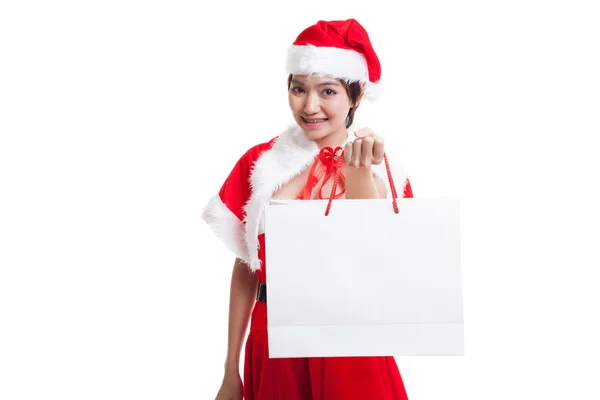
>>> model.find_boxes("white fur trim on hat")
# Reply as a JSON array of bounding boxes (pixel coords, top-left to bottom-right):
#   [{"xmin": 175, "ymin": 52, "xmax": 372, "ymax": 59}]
[
  {"xmin": 364, "ymin": 81, "xmax": 383, "ymax": 101},
  {"xmin": 287, "ymin": 45, "xmax": 372, "ymax": 83},
  {"xmin": 286, "ymin": 45, "xmax": 383, "ymax": 100}
]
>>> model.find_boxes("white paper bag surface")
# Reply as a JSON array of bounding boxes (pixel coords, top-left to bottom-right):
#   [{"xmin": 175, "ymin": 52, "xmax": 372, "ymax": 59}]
[{"xmin": 264, "ymin": 198, "xmax": 463, "ymax": 358}]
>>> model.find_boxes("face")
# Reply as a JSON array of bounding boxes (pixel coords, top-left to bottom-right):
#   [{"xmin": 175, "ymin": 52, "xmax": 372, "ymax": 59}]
[{"xmin": 288, "ymin": 74, "xmax": 355, "ymax": 141}]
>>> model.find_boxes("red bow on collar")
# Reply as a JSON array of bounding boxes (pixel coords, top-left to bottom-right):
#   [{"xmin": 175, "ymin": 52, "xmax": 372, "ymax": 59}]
[{"xmin": 297, "ymin": 146, "xmax": 346, "ymax": 200}]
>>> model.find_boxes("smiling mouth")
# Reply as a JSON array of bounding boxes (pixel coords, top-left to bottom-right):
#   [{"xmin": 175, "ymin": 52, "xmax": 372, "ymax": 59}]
[{"xmin": 302, "ymin": 117, "xmax": 328, "ymax": 124}]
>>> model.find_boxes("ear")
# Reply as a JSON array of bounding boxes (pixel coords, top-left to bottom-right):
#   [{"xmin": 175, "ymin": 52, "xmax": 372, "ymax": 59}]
[{"xmin": 352, "ymin": 83, "xmax": 366, "ymax": 107}]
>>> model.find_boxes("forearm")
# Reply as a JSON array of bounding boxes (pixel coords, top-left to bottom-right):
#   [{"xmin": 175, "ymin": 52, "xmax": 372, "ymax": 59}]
[
  {"xmin": 224, "ymin": 258, "xmax": 258, "ymax": 374},
  {"xmin": 345, "ymin": 167, "xmax": 382, "ymax": 199}
]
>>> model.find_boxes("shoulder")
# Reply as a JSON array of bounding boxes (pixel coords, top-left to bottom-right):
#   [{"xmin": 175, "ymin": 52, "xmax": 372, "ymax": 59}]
[
  {"xmin": 242, "ymin": 138, "xmax": 278, "ymax": 164},
  {"xmin": 234, "ymin": 124, "xmax": 312, "ymax": 169},
  {"xmin": 230, "ymin": 137, "xmax": 278, "ymax": 171},
  {"xmin": 223, "ymin": 124, "xmax": 317, "ymax": 195}
]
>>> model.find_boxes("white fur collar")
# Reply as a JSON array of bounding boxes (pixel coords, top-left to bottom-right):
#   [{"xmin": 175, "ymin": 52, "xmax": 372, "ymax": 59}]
[{"xmin": 243, "ymin": 124, "xmax": 316, "ymax": 271}]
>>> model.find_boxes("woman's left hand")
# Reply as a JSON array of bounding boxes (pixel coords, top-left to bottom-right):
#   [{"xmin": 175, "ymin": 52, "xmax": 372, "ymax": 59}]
[{"xmin": 343, "ymin": 127, "xmax": 385, "ymax": 168}]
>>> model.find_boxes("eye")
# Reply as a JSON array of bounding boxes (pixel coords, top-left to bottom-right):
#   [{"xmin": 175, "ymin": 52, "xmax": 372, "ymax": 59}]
[
  {"xmin": 291, "ymin": 86, "xmax": 305, "ymax": 94},
  {"xmin": 323, "ymin": 89, "xmax": 337, "ymax": 96}
]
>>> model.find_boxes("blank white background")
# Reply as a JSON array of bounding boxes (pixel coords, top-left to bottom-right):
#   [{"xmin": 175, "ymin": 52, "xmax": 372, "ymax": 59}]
[{"xmin": 1, "ymin": 0, "xmax": 599, "ymax": 399}]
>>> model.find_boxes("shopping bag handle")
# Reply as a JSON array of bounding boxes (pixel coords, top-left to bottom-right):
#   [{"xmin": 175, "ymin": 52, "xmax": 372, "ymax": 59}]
[{"xmin": 325, "ymin": 152, "xmax": 400, "ymax": 216}]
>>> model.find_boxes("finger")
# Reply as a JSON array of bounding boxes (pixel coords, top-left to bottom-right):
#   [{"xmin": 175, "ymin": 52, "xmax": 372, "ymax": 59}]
[
  {"xmin": 352, "ymin": 139, "xmax": 362, "ymax": 167},
  {"xmin": 361, "ymin": 136, "xmax": 374, "ymax": 167},
  {"xmin": 354, "ymin": 127, "xmax": 374, "ymax": 138},
  {"xmin": 372, "ymin": 136, "xmax": 385, "ymax": 164},
  {"xmin": 343, "ymin": 142, "xmax": 353, "ymax": 166}
]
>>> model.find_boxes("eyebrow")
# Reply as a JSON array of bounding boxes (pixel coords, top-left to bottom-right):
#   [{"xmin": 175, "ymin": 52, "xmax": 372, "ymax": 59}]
[{"xmin": 291, "ymin": 79, "xmax": 342, "ymax": 87}]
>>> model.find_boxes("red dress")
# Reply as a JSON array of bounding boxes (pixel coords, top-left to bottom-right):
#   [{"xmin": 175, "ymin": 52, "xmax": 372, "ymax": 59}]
[{"xmin": 202, "ymin": 125, "xmax": 413, "ymax": 399}]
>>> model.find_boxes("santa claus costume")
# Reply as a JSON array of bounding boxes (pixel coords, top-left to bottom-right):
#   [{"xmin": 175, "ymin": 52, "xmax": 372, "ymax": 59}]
[{"xmin": 202, "ymin": 19, "xmax": 413, "ymax": 400}]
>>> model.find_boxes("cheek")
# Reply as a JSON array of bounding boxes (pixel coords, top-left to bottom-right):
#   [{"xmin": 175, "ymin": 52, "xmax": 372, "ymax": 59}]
[
  {"xmin": 325, "ymin": 100, "xmax": 351, "ymax": 121},
  {"xmin": 288, "ymin": 96, "xmax": 303, "ymax": 114}
]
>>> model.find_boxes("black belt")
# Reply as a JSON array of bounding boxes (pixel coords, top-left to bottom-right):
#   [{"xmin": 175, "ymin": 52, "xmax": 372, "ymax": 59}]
[{"xmin": 256, "ymin": 282, "xmax": 267, "ymax": 303}]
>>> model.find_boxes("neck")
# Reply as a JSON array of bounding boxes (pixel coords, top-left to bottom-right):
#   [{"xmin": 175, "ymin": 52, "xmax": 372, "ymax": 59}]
[{"xmin": 314, "ymin": 126, "xmax": 349, "ymax": 150}]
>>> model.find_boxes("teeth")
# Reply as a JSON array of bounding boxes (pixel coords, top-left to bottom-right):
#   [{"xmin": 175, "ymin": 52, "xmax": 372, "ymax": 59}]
[{"xmin": 305, "ymin": 118, "xmax": 326, "ymax": 123}]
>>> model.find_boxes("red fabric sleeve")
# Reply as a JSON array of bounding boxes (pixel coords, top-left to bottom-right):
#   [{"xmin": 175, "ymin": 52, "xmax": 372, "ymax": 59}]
[
  {"xmin": 201, "ymin": 151, "xmax": 253, "ymax": 262},
  {"xmin": 201, "ymin": 141, "xmax": 274, "ymax": 263},
  {"xmin": 217, "ymin": 154, "xmax": 252, "ymax": 223}
]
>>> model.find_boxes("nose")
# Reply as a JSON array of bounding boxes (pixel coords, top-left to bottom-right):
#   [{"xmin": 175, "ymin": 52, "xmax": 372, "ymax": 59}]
[{"xmin": 303, "ymin": 91, "xmax": 321, "ymax": 114}]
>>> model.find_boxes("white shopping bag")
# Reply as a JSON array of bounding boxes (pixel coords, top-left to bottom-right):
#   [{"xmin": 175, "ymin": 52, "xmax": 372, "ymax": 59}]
[{"xmin": 264, "ymin": 198, "xmax": 463, "ymax": 358}]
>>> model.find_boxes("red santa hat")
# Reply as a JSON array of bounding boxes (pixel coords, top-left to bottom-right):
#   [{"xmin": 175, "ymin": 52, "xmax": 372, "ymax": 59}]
[{"xmin": 286, "ymin": 19, "xmax": 383, "ymax": 100}]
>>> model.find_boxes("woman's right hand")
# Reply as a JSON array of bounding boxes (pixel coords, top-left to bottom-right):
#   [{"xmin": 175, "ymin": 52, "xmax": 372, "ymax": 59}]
[{"xmin": 215, "ymin": 370, "xmax": 243, "ymax": 400}]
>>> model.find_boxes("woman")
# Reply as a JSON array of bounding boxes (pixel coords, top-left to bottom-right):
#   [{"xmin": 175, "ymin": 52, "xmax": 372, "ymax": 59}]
[{"xmin": 202, "ymin": 18, "xmax": 413, "ymax": 400}]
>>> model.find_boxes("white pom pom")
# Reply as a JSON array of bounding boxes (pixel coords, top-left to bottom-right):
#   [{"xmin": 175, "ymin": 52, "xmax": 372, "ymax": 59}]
[{"xmin": 364, "ymin": 81, "xmax": 383, "ymax": 101}]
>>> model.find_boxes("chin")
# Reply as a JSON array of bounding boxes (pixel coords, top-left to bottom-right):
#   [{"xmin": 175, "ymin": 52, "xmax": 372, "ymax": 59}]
[{"xmin": 301, "ymin": 129, "xmax": 329, "ymax": 140}]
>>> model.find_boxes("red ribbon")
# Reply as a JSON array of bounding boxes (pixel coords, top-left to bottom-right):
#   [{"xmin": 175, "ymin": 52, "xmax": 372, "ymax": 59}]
[
  {"xmin": 297, "ymin": 146, "xmax": 346, "ymax": 200},
  {"xmin": 295, "ymin": 146, "xmax": 400, "ymax": 216},
  {"xmin": 325, "ymin": 152, "xmax": 399, "ymax": 216}
]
